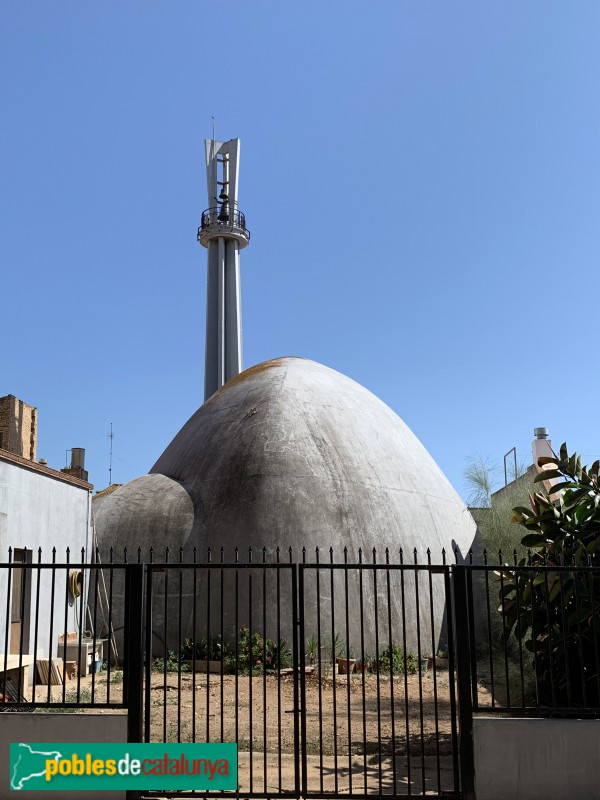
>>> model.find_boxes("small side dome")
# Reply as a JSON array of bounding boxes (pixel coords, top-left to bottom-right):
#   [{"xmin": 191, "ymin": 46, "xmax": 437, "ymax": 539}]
[{"xmin": 94, "ymin": 474, "xmax": 194, "ymax": 555}]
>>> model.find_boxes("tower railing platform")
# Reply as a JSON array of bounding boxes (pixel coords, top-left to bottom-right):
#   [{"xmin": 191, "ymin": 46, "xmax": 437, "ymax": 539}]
[{"xmin": 198, "ymin": 206, "xmax": 250, "ymax": 246}]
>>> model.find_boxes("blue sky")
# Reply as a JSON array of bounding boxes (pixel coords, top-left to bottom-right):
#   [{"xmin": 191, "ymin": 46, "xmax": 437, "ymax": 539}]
[{"xmin": 1, "ymin": 2, "xmax": 599, "ymax": 500}]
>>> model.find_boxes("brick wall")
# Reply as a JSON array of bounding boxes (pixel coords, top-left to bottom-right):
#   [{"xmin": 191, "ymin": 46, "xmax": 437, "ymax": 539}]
[{"xmin": 0, "ymin": 395, "xmax": 38, "ymax": 461}]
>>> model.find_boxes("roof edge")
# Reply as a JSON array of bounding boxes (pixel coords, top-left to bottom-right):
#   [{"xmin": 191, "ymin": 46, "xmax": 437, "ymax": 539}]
[{"xmin": 0, "ymin": 448, "xmax": 93, "ymax": 491}]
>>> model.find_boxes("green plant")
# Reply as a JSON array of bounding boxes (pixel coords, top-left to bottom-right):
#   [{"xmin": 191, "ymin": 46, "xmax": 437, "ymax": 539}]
[
  {"xmin": 42, "ymin": 687, "xmax": 92, "ymax": 712},
  {"xmin": 377, "ymin": 644, "xmax": 419, "ymax": 675},
  {"xmin": 98, "ymin": 668, "xmax": 123, "ymax": 685},
  {"xmin": 323, "ymin": 632, "xmax": 345, "ymax": 662},
  {"xmin": 224, "ymin": 627, "xmax": 292, "ymax": 674},
  {"xmin": 180, "ymin": 635, "xmax": 230, "ymax": 662},
  {"xmin": 464, "ymin": 454, "xmax": 534, "ymax": 558},
  {"xmin": 305, "ymin": 634, "xmax": 319, "ymax": 665},
  {"xmin": 501, "ymin": 444, "xmax": 600, "ymax": 708},
  {"xmin": 152, "ymin": 651, "xmax": 189, "ymax": 673}
]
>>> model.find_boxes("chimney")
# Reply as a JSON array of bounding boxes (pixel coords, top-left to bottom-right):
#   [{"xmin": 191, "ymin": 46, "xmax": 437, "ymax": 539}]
[
  {"xmin": 532, "ymin": 427, "xmax": 552, "ymax": 468},
  {"xmin": 532, "ymin": 428, "xmax": 559, "ymax": 493},
  {"xmin": 60, "ymin": 448, "xmax": 89, "ymax": 482}
]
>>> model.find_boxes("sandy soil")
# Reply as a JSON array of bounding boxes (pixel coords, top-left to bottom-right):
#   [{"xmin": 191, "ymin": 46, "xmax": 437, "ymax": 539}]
[{"xmin": 43, "ymin": 666, "xmax": 490, "ymax": 796}]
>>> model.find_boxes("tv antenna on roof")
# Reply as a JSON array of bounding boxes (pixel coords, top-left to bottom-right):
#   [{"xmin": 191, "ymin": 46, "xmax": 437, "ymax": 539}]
[{"xmin": 107, "ymin": 423, "xmax": 114, "ymax": 486}]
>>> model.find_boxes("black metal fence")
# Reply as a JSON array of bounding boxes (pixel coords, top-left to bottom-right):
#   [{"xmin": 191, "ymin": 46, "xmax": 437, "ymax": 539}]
[
  {"xmin": 2, "ymin": 547, "xmax": 600, "ymax": 799},
  {"xmin": 143, "ymin": 559, "xmax": 300, "ymax": 797},
  {"xmin": 457, "ymin": 560, "xmax": 600, "ymax": 717},
  {"xmin": 0, "ymin": 548, "xmax": 136, "ymax": 710}
]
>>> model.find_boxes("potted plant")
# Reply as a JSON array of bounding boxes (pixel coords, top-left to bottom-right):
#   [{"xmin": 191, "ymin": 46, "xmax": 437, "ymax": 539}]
[
  {"xmin": 337, "ymin": 645, "xmax": 356, "ymax": 675},
  {"xmin": 356, "ymin": 654, "xmax": 372, "ymax": 674}
]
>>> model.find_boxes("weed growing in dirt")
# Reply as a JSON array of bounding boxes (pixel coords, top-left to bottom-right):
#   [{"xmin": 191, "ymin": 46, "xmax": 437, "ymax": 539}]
[
  {"xmin": 225, "ymin": 627, "xmax": 292, "ymax": 674},
  {"xmin": 180, "ymin": 635, "xmax": 230, "ymax": 662},
  {"xmin": 152, "ymin": 651, "xmax": 190, "ymax": 673},
  {"xmin": 377, "ymin": 644, "xmax": 419, "ymax": 674}
]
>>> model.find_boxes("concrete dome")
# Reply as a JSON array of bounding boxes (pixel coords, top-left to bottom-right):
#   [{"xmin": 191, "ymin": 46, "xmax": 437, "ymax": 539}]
[
  {"xmin": 149, "ymin": 356, "xmax": 474, "ymax": 557},
  {"xmin": 94, "ymin": 357, "xmax": 475, "ymax": 653},
  {"xmin": 96, "ymin": 356, "xmax": 475, "ymax": 558}
]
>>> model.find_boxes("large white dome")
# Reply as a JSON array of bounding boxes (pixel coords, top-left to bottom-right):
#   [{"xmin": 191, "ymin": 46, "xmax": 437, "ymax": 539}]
[{"xmin": 94, "ymin": 357, "xmax": 476, "ymax": 651}]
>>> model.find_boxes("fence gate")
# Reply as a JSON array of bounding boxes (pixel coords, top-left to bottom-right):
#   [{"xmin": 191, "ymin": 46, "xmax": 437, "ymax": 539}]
[
  {"xmin": 141, "ymin": 560, "xmax": 300, "ymax": 798},
  {"xmin": 139, "ymin": 559, "xmax": 463, "ymax": 800},
  {"xmin": 298, "ymin": 561, "xmax": 461, "ymax": 799}
]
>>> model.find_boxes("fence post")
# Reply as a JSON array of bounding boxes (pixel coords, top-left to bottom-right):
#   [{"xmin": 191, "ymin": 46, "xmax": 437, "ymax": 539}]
[
  {"xmin": 453, "ymin": 565, "xmax": 475, "ymax": 800},
  {"xmin": 124, "ymin": 562, "xmax": 144, "ymax": 800}
]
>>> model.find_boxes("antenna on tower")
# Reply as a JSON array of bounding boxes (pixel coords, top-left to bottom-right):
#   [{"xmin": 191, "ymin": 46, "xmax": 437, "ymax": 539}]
[
  {"xmin": 212, "ymin": 115, "xmax": 215, "ymax": 144},
  {"xmin": 107, "ymin": 423, "xmax": 114, "ymax": 487}
]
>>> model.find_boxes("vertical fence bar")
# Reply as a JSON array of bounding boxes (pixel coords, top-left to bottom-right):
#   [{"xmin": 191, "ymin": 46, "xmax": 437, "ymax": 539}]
[
  {"xmin": 262, "ymin": 554, "xmax": 268, "ymax": 792},
  {"xmin": 31, "ymin": 552, "xmax": 42, "ymax": 703},
  {"xmin": 358, "ymin": 551, "xmax": 368, "ymax": 795},
  {"xmin": 125, "ymin": 562, "xmax": 144, "ymax": 800},
  {"xmin": 385, "ymin": 551, "xmax": 398, "ymax": 795},
  {"xmin": 76, "ymin": 557, "xmax": 85, "ymax": 704},
  {"xmin": 125, "ymin": 562, "xmax": 144, "ymax": 745},
  {"xmin": 466, "ymin": 563, "xmax": 479, "ymax": 710},
  {"xmin": 248, "ymin": 560, "xmax": 254, "ymax": 793},
  {"xmin": 292, "ymin": 564, "xmax": 301, "ymax": 800},
  {"xmin": 413, "ymin": 558, "xmax": 426, "ymax": 794},
  {"xmin": 453, "ymin": 565, "xmax": 475, "ymax": 800},
  {"xmin": 90, "ymin": 559, "xmax": 100, "ymax": 703},
  {"xmin": 144, "ymin": 567, "xmax": 153, "ymax": 743},
  {"xmin": 16, "ymin": 556, "xmax": 28, "ymax": 701},
  {"xmin": 192, "ymin": 551, "xmax": 197, "ymax": 744},
  {"xmin": 107, "ymin": 550, "xmax": 115, "ymax": 698},
  {"xmin": 276, "ymin": 552, "xmax": 283, "ymax": 792},
  {"xmin": 234, "ymin": 553, "xmax": 239, "ymax": 751},
  {"xmin": 330, "ymin": 549, "xmax": 339, "ymax": 794},
  {"xmin": 483, "ymin": 553, "xmax": 495, "ymax": 708},
  {"xmin": 316, "ymin": 552, "xmax": 324, "ymax": 794},
  {"xmin": 444, "ymin": 566, "xmax": 460, "ymax": 797},
  {"xmin": 372, "ymin": 556, "xmax": 383, "ymax": 795},
  {"xmin": 399, "ymin": 553, "xmax": 412, "ymax": 796},
  {"xmin": 588, "ymin": 559, "xmax": 600, "ymax": 704},
  {"xmin": 206, "ymin": 554, "xmax": 212, "ymax": 743},
  {"xmin": 162, "ymin": 553, "xmax": 169, "ymax": 742},
  {"xmin": 2, "ymin": 551, "xmax": 12, "ymax": 705},
  {"xmin": 498, "ymin": 567, "xmax": 512, "ymax": 709},
  {"xmin": 343, "ymin": 549, "xmax": 353, "ymax": 793},
  {"xmin": 176, "ymin": 556, "xmax": 183, "ymax": 742},
  {"xmin": 555, "ymin": 570, "xmax": 571, "ymax": 709},
  {"xmin": 61, "ymin": 553, "xmax": 70, "ymax": 704},
  {"xmin": 513, "ymin": 561, "xmax": 526, "ymax": 708},
  {"xmin": 220, "ymin": 551, "xmax": 225, "ymax": 744},
  {"xmin": 46, "ymin": 549, "xmax": 56, "ymax": 704},
  {"xmin": 426, "ymin": 558, "xmax": 441, "ymax": 796}
]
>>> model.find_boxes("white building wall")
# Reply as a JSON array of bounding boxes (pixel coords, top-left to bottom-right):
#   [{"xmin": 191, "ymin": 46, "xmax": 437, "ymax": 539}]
[{"xmin": 0, "ymin": 456, "xmax": 92, "ymax": 660}]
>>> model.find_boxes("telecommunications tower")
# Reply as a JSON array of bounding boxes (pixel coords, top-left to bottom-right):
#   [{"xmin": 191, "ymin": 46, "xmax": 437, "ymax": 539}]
[{"xmin": 198, "ymin": 138, "xmax": 250, "ymax": 401}]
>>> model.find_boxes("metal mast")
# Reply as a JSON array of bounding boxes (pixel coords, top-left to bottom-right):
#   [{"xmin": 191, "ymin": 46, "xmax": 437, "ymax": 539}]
[{"xmin": 198, "ymin": 138, "xmax": 250, "ymax": 402}]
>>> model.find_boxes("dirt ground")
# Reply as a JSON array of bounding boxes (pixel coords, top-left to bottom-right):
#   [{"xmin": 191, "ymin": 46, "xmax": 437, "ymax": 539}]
[{"xmin": 46, "ymin": 666, "xmax": 490, "ymax": 796}]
